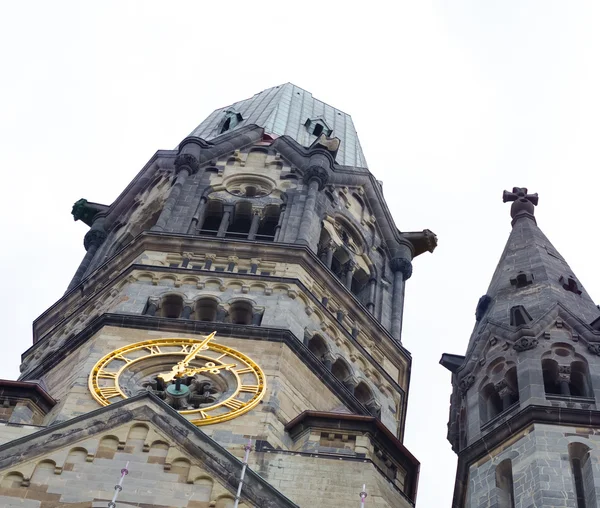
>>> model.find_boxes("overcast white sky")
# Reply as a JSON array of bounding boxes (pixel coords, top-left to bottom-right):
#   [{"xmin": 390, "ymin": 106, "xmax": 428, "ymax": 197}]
[{"xmin": 2, "ymin": 2, "xmax": 600, "ymax": 506}]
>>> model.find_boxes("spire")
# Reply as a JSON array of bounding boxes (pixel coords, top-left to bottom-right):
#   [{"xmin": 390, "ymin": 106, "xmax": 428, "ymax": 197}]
[
  {"xmin": 188, "ymin": 83, "xmax": 368, "ymax": 168},
  {"xmin": 475, "ymin": 187, "xmax": 598, "ymax": 331}
]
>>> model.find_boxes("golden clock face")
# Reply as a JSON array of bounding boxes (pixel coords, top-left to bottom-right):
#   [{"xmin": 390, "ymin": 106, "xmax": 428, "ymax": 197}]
[{"xmin": 88, "ymin": 333, "xmax": 266, "ymax": 426}]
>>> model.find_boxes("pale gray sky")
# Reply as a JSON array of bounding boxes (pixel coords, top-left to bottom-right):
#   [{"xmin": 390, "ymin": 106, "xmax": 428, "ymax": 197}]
[{"xmin": 2, "ymin": 2, "xmax": 600, "ymax": 506}]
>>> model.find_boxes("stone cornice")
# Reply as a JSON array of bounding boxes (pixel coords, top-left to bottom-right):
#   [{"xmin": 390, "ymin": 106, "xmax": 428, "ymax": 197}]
[
  {"xmin": 20, "ymin": 314, "xmax": 382, "ymax": 420},
  {"xmin": 0, "ymin": 392, "xmax": 299, "ymax": 508},
  {"xmin": 0, "ymin": 380, "xmax": 56, "ymax": 412},
  {"xmin": 285, "ymin": 410, "xmax": 419, "ymax": 503},
  {"xmin": 451, "ymin": 403, "xmax": 600, "ymax": 508}
]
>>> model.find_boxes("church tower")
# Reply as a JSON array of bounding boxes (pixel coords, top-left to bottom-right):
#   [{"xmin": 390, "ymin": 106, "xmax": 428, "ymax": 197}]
[
  {"xmin": 442, "ymin": 188, "xmax": 600, "ymax": 507},
  {"xmin": 0, "ymin": 84, "xmax": 435, "ymax": 507}
]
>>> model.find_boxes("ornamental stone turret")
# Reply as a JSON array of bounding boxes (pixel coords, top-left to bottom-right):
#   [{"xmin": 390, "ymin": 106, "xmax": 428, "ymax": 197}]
[{"xmin": 442, "ymin": 188, "xmax": 600, "ymax": 508}]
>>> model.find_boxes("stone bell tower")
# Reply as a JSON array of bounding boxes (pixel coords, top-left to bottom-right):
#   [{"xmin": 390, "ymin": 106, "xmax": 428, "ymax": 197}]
[
  {"xmin": 0, "ymin": 84, "xmax": 435, "ymax": 507},
  {"xmin": 442, "ymin": 188, "xmax": 600, "ymax": 507}
]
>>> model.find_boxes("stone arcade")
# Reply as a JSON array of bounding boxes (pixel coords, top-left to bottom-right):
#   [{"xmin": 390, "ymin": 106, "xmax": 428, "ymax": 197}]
[{"xmin": 0, "ymin": 84, "xmax": 436, "ymax": 507}]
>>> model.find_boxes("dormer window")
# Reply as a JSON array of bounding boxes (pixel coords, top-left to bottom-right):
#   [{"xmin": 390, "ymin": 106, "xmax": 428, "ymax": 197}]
[
  {"xmin": 219, "ymin": 109, "xmax": 243, "ymax": 134},
  {"xmin": 305, "ymin": 117, "xmax": 332, "ymax": 137}
]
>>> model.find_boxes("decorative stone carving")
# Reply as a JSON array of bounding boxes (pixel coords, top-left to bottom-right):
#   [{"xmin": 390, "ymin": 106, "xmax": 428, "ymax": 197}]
[
  {"xmin": 512, "ymin": 336, "xmax": 538, "ymax": 352},
  {"xmin": 588, "ymin": 343, "xmax": 600, "ymax": 356},
  {"xmin": 502, "ymin": 187, "xmax": 538, "ymax": 220},
  {"xmin": 390, "ymin": 257, "xmax": 413, "ymax": 281},
  {"xmin": 458, "ymin": 375, "xmax": 475, "ymax": 395},
  {"xmin": 558, "ymin": 365, "xmax": 571, "ymax": 382},
  {"xmin": 302, "ymin": 165, "xmax": 329, "ymax": 190},
  {"xmin": 475, "ymin": 295, "xmax": 492, "ymax": 321},
  {"xmin": 83, "ymin": 229, "xmax": 107, "ymax": 251},
  {"xmin": 174, "ymin": 153, "xmax": 200, "ymax": 175}
]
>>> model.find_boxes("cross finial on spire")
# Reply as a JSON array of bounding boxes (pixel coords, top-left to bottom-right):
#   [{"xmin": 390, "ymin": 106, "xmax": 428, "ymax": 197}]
[{"xmin": 502, "ymin": 187, "xmax": 539, "ymax": 225}]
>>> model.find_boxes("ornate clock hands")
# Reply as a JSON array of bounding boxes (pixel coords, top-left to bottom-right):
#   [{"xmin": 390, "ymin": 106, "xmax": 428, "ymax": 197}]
[
  {"xmin": 158, "ymin": 332, "xmax": 217, "ymax": 382},
  {"xmin": 182, "ymin": 362, "xmax": 236, "ymax": 376}
]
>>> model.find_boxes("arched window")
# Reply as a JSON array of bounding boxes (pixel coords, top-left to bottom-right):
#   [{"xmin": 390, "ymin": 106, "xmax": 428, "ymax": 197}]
[
  {"xmin": 332, "ymin": 358, "xmax": 352, "ymax": 384},
  {"xmin": 480, "ymin": 383, "xmax": 503, "ymax": 424},
  {"xmin": 199, "ymin": 201, "xmax": 224, "ymax": 236},
  {"xmin": 160, "ymin": 294, "xmax": 184, "ymax": 318},
  {"xmin": 569, "ymin": 442, "xmax": 597, "ymax": 508},
  {"xmin": 495, "ymin": 459, "xmax": 515, "ymax": 508},
  {"xmin": 256, "ymin": 205, "xmax": 281, "ymax": 241},
  {"xmin": 226, "ymin": 201, "xmax": 253, "ymax": 239},
  {"xmin": 542, "ymin": 359, "xmax": 561, "ymax": 395},
  {"xmin": 354, "ymin": 382, "xmax": 374, "ymax": 405},
  {"xmin": 571, "ymin": 361, "xmax": 592, "ymax": 397},
  {"xmin": 194, "ymin": 298, "xmax": 218, "ymax": 322},
  {"xmin": 307, "ymin": 334, "xmax": 328, "ymax": 360},
  {"xmin": 229, "ymin": 301, "xmax": 253, "ymax": 325}
]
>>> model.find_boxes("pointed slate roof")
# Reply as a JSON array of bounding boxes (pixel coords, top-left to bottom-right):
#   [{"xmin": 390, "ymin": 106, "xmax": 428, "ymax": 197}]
[
  {"xmin": 477, "ymin": 188, "xmax": 599, "ymax": 330},
  {"xmin": 189, "ymin": 83, "xmax": 368, "ymax": 168}
]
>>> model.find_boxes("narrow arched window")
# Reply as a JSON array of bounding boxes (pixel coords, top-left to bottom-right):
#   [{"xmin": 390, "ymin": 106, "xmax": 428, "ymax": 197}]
[
  {"xmin": 569, "ymin": 442, "xmax": 597, "ymax": 508},
  {"xmin": 229, "ymin": 301, "xmax": 253, "ymax": 325},
  {"xmin": 226, "ymin": 202, "xmax": 253, "ymax": 239},
  {"xmin": 199, "ymin": 201, "xmax": 224, "ymax": 236},
  {"xmin": 160, "ymin": 294, "xmax": 184, "ymax": 318},
  {"xmin": 307, "ymin": 334, "xmax": 328, "ymax": 360},
  {"xmin": 542, "ymin": 359, "xmax": 562, "ymax": 395},
  {"xmin": 495, "ymin": 459, "xmax": 515, "ymax": 508},
  {"xmin": 194, "ymin": 299, "xmax": 218, "ymax": 322},
  {"xmin": 256, "ymin": 204, "xmax": 281, "ymax": 241}
]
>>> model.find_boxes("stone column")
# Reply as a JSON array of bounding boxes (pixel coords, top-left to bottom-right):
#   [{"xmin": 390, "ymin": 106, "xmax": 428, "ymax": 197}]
[
  {"xmin": 273, "ymin": 204, "xmax": 286, "ymax": 242},
  {"xmin": 145, "ymin": 297, "xmax": 159, "ymax": 316},
  {"xmin": 182, "ymin": 300, "xmax": 194, "ymax": 319},
  {"xmin": 325, "ymin": 243, "xmax": 335, "ymax": 269},
  {"xmin": 217, "ymin": 210, "xmax": 231, "ymax": 237},
  {"xmin": 66, "ymin": 217, "xmax": 107, "ymax": 293},
  {"xmin": 390, "ymin": 250, "xmax": 413, "ymax": 342},
  {"xmin": 152, "ymin": 154, "xmax": 199, "ymax": 232},
  {"xmin": 296, "ymin": 166, "xmax": 328, "ymax": 246},
  {"xmin": 344, "ymin": 261, "xmax": 356, "ymax": 289},
  {"xmin": 367, "ymin": 277, "xmax": 377, "ymax": 314},
  {"xmin": 247, "ymin": 210, "xmax": 261, "ymax": 240},
  {"xmin": 188, "ymin": 196, "xmax": 207, "ymax": 234},
  {"xmin": 559, "ymin": 366, "xmax": 571, "ymax": 396},
  {"xmin": 496, "ymin": 381, "xmax": 514, "ymax": 411},
  {"xmin": 343, "ymin": 376, "xmax": 359, "ymax": 392}
]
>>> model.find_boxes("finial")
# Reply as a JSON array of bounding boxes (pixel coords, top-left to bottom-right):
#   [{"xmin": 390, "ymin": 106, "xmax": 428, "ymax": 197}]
[{"xmin": 502, "ymin": 187, "xmax": 538, "ymax": 225}]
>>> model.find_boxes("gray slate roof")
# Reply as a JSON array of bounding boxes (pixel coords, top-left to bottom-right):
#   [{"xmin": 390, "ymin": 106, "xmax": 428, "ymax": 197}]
[
  {"xmin": 188, "ymin": 83, "xmax": 368, "ymax": 169},
  {"xmin": 480, "ymin": 214, "xmax": 599, "ymax": 329}
]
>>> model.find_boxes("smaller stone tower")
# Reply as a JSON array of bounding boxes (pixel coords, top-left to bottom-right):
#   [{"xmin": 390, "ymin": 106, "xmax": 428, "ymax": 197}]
[{"xmin": 442, "ymin": 188, "xmax": 600, "ymax": 507}]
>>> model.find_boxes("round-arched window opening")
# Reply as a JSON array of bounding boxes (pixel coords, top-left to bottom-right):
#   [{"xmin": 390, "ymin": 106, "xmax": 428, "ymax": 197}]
[
  {"xmin": 160, "ymin": 295, "xmax": 184, "ymax": 319},
  {"xmin": 229, "ymin": 301, "xmax": 253, "ymax": 325},
  {"xmin": 195, "ymin": 299, "xmax": 218, "ymax": 322}
]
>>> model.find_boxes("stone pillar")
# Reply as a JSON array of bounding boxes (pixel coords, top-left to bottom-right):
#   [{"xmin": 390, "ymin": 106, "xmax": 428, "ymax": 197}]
[
  {"xmin": 182, "ymin": 301, "xmax": 194, "ymax": 320},
  {"xmin": 273, "ymin": 204, "xmax": 286, "ymax": 242},
  {"xmin": 296, "ymin": 166, "xmax": 328, "ymax": 246},
  {"xmin": 145, "ymin": 297, "xmax": 159, "ymax": 316},
  {"xmin": 322, "ymin": 352, "xmax": 335, "ymax": 370},
  {"xmin": 390, "ymin": 250, "xmax": 413, "ymax": 342},
  {"xmin": 217, "ymin": 210, "xmax": 231, "ymax": 238},
  {"xmin": 66, "ymin": 216, "xmax": 107, "ymax": 293},
  {"xmin": 559, "ymin": 366, "xmax": 571, "ymax": 396},
  {"xmin": 247, "ymin": 210, "xmax": 261, "ymax": 240},
  {"xmin": 325, "ymin": 243, "xmax": 335, "ymax": 269},
  {"xmin": 367, "ymin": 277, "xmax": 377, "ymax": 314},
  {"xmin": 344, "ymin": 261, "xmax": 356, "ymax": 289},
  {"xmin": 343, "ymin": 376, "xmax": 359, "ymax": 392},
  {"xmin": 153, "ymin": 154, "xmax": 199, "ymax": 232},
  {"xmin": 188, "ymin": 196, "xmax": 207, "ymax": 234}
]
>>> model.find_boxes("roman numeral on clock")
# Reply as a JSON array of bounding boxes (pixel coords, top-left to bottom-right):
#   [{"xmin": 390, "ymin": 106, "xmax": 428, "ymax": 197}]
[
  {"xmin": 97, "ymin": 370, "xmax": 117, "ymax": 380},
  {"xmin": 99, "ymin": 387, "xmax": 121, "ymax": 399},
  {"xmin": 235, "ymin": 367, "xmax": 253, "ymax": 375},
  {"xmin": 240, "ymin": 385, "xmax": 260, "ymax": 393},
  {"xmin": 223, "ymin": 399, "xmax": 245, "ymax": 411}
]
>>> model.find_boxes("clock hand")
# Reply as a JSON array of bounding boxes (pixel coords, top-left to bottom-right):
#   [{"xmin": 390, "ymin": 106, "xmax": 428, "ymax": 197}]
[
  {"xmin": 158, "ymin": 332, "xmax": 217, "ymax": 382},
  {"xmin": 180, "ymin": 331, "xmax": 217, "ymax": 369},
  {"xmin": 183, "ymin": 363, "xmax": 236, "ymax": 376}
]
